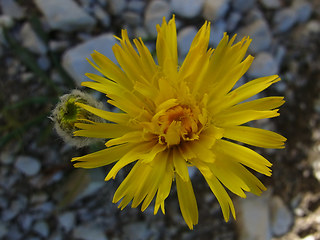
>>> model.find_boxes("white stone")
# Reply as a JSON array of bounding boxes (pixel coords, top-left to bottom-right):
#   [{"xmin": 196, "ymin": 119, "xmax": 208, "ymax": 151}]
[
  {"xmin": 273, "ymin": 8, "xmax": 297, "ymax": 33},
  {"xmin": 33, "ymin": 220, "xmax": 50, "ymax": 238},
  {"xmin": 109, "ymin": 0, "xmax": 126, "ymax": 15},
  {"xmin": 236, "ymin": 192, "xmax": 272, "ymax": 240},
  {"xmin": 34, "ymin": 0, "xmax": 96, "ymax": 32},
  {"xmin": 203, "ymin": 0, "xmax": 230, "ymax": 21},
  {"xmin": 171, "ymin": 0, "xmax": 204, "ymax": 19},
  {"xmin": 0, "ymin": 0, "xmax": 25, "ymax": 19},
  {"xmin": 58, "ymin": 212, "xmax": 75, "ymax": 232},
  {"xmin": 73, "ymin": 224, "xmax": 108, "ymax": 240},
  {"xmin": 232, "ymin": 0, "xmax": 256, "ymax": 13},
  {"xmin": 15, "ymin": 156, "xmax": 41, "ymax": 176},
  {"xmin": 20, "ymin": 23, "xmax": 47, "ymax": 55},
  {"xmin": 177, "ymin": 26, "xmax": 197, "ymax": 58},
  {"xmin": 62, "ymin": 33, "xmax": 117, "ymax": 86},
  {"xmin": 144, "ymin": 0, "xmax": 171, "ymax": 37},
  {"xmin": 209, "ymin": 20, "xmax": 227, "ymax": 47},
  {"xmin": 259, "ymin": 0, "xmax": 281, "ymax": 9},
  {"xmin": 247, "ymin": 52, "xmax": 279, "ymax": 78},
  {"xmin": 238, "ymin": 19, "xmax": 272, "ymax": 53},
  {"xmin": 292, "ymin": 0, "xmax": 312, "ymax": 23},
  {"xmin": 270, "ymin": 196, "xmax": 293, "ymax": 236}
]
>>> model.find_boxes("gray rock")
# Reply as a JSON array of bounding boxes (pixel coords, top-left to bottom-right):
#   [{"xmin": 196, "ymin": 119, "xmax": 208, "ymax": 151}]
[
  {"xmin": 76, "ymin": 169, "xmax": 105, "ymax": 200},
  {"xmin": 0, "ymin": 151, "xmax": 14, "ymax": 165},
  {"xmin": 232, "ymin": 0, "xmax": 256, "ymax": 13},
  {"xmin": 273, "ymin": 8, "xmax": 297, "ymax": 34},
  {"xmin": 93, "ymin": 5, "xmax": 111, "ymax": 27},
  {"xmin": 292, "ymin": 0, "xmax": 312, "ymax": 23},
  {"xmin": 144, "ymin": 0, "xmax": 171, "ymax": 37},
  {"xmin": 58, "ymin": 212, "xmax": 75, "ymax": 232},
  {"xmin": 134, "ymin": 27, "xmax": 149, "ymax": 39},
  {"xmin": 209, "ymin": 20, "xmax": 227, "ymax": 47},
  {"xmin": 171, "ymin": 0, "xmax": 204, "ymax": 19},
  {"xmin": 19, "ymin": 214, "xmax": 34, "ymax": 231},
  {"xmin": 0, "ymin": 15, "xmax": 14, "ymax": 29},
  {"xmin": 123, "ymin": 222, "xmax": 150, "ymax": 240},
  {"xmin": 109, "ymin": 0, "xmax": 126, "ymax": 15},
  {"xmin": 37, "ymin": 55, "xmax": 51, "ymax": 71},
  {"xmin": 34, "ymin": 0, "xmax": 96, "ymax": 32},
  {"xmin": 236, "ymin": 191, "xmax": 272, "ymax": 240},
  {"xmin": 270, "ymin": 196, "xmax": 293, "ymax": 236},
  {"xmin": 128, "ymin": 0, "xmax": 146, "ymax": 13},
  {"xmin": 62, "ymin": 33, "xmax": 117, "ymax": 86},
  {"xmin": 49, "ymin": 40, "xmax": 69, "ymax": 52},
  {"xmin": 177, "ymin": 26, "xmax": 197, "ymax": 58},
  {"xmin": 33, "ymin": 220, "xmax": 50, "ymax": 238},
  {"xmin": 274, "ymin": 45, "xmax": 286, "ymax": 66},
  {"xmin": 0, "ymin": 0, "xmax": 25, "ymax": 19},
  {"xmin": 247, "ymin": 52, "xmax": 279, "ymax": 78},
  {"xmin": 49, "ymin": 232, "xmax": 63, "ymax": 240},
  {"xmin": 203, "ymin": 0, "xmax": 230, "ymax": 21},
  {"xmin": 123, "ymin": 11, "xmax": 141, "ymax": 27},
  {"xmin": 6, "ymin": 225, "xmax": 23, "ymax": 240},
  {"xmin": 15, "ymin": 155, "xmax": 41, "ymax": 176},
  {"xmin": 20, "ymin": 23, "xmax": 47, "ymax": 55},
  {"xmin": 73, "ymin": 224, "xmax": 108, "ymax": 240},
  {"xmin": 226, "ymin": 12, "xmax": 241, "ymax": 32},
  {"xmin": 259, "ymin": 0, "xmax": 281, "ymax": 9},
  {"xmin": 0, "ymin": 223, "xmax": 8, "ymax": 239},
  {"xmin": 238, "ymin": 19, "xmax": 272, "ymax": 53}
]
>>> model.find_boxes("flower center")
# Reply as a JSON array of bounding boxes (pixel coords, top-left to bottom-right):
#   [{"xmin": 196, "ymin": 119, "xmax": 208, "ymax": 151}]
[{"xmin": 157, "ymin": 105, "xmax": 202, "ymax": 146}]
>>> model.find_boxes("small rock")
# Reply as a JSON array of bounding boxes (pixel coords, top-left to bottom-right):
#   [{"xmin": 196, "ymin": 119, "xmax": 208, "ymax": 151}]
[
  {"xmin": 273, "ymin": 8, "xmax": 297, "ymax": 34},
  {"xmin": 0, "ymin": 15, "xmax": 14, "ymax": 28},
  {"xmin": 20, "ymin": 23, "xmax": 47, "ymax": 54},
  {"xmin": 177, "ymin": 26, "xmax": 198, "ymax": 58},
  {"xmin": 15, "ymin": 155, "xmax": 41, "ymax": 177},
  {"xmin": 58, "ymin": 212, "xmax": 75, "ymax": 232},
  {"xmin": 247, "ymin": 52, "xmax": 279, "ymax": 78},
  {"xmin": 236, "ymin": 192, "xmax": 272, "ymax": 240},
  {"xmin": 123, "ymin": 222, "xmax": 150, "ymax": 240},
  {"xmin": 33, "ymin": 220, "xmax": 50, "ymax": 238},
  {"xmin": 171, "ymin": 0, "xmax": 204, "ymax": 19},
  {"xmin": 0, "ymin": 151, "xmax": 14, "ymax": 165},
  {"xmin": 73, "ymin": 224, "xmax": 108, "ymax": 240},
  {"xmin": 93, "ymin": 5, "xmax": 111, "ymax": 27},
  {"xmin": 238, "ymin": 19, "xmax": 272, "ymax": 53},
  {"xmin": 144, "ymin": 0, "xmax": 171, "ymax": 37},
  {"xmin": 37, "ymin": 55, "xmax": 51, "ymax": 71},
  {"xmin": 0, "ymin": 223, "xmax": 8, "ymax": 239},
  {"xmin": 259, "ymin": 0, "xmax": 281, "ymax": 9},
  {"xmin": 274, "ymin": 45, "xmax": 286, "ymax": 66},
  {"xmin": 34, "ymin": 0, "xmax": 96, "ymax": 32},
  {"xmin": 18, "ymin": 214, "xmax": 34, "ymax": 231},
  {"xmin": 270, "ymin": 196, "xmax": 293, "ymax": 236},
  {"xmin": 76, "ymin": 169, "xmax": 105, "ymax": 200},
  {"xmin": 49, "ymin": 40, "xmax": 69, "ymax": 52},
  {"xmin": 232, "ymin": 0, "xmax": 256, "ymax": 13},
  {"xmin": 209, "ymin": 20, "xmax": 227, "ymax": 47},
  {"xmin": 203, "ymin": 0, "xmax": 230, "ymax": 21},
  {"xmin": 62, "ymin": 33, "xmax": 117, "ymax": 86},
  {"xmin": 292, "ymin": 0, "xmax": 312, "ymax": 23},
  {"xmin": 134, "ymin": 27, "xmax": 149, "ymax": 39},
  {"xmin": 109, "ymin": 0, "xmax": 126, "ymax": 15},
  {"xmin": 6, "ymin": 225, "xmax": 23, "ymax": 240},
  {"xmin": 226, "ymin": 12, "xmax": 241, "ymax": 32},
  {"xmin": 123, "ymin": 11, "xmax": 141, "ymax": 27},
  {"xmin": 127, "ymin": 0, "xmax": 146, "ymax": 13},
  {"xmin": 0, "ymin": 0, "xmax": 25, "ymax": 19}
]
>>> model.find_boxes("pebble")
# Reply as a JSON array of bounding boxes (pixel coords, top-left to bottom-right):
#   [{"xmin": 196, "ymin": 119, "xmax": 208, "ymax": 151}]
[
  {"xmin": 236, "ymin": 191, "xmax": 272, "ymax": 240},
  {"xmin": 171, "ymin": 0, "xmax": 204, "ymax": 19},
  {"xmin": 109, "ymin": 0, "xmax": 126, "ymax": 15},
  {"xmin": 259, "ymin": 0, "xmax": 281, "ymax": 9},
  {"xmin": 0, "ymin": 0, "xmax": 25, "ymax": 19},
  {"xmin": 62, "ymin": 33, "xmax": 117, "ymax": 86},
  {"xmin": 20, "ymin": 23, "xmax": 47, "ymax": 55},
  {"xmin": 0, "ymin": 15, "xmax": 14, "ymax": 28},
  {"xmin": 58, "ymin": 211, "xmax": 76, "ymax": 232},
  {"xmin": 226, "ymin": 12, "xmax": 241, "ymax": 32},
  {"xmin": 73, "ymin": 224, "xmax": 108, "ymax": 240},
  {"xmin": 127, "ymin": 0, "xmax": 146, "ymax": 13},
  {"xmin": 232, "ymin": 0, "xmax": 256, "ymax": 13},
  {"xmin": 76, "ymin": 169, "xmax": 105, "ymax": 200},
  {"xmin": 123, "ymin": 11, "xmax": 141, "ymax": 27},
  {"xmin": 93, "ymin": 5, "xmax": 111, "ymax": 27},
  {"xmin": 203, "ymin": 0, "xmax": 230, "ymax": 21},
  {"xmin": 292, "ymin": 0, "xmax": 312, "ymax": 23},
  {"xmin": 209, "ymin": 20, "xmax": 227, "ymax": 47},
  {"xmin": 33, "ymin": 220, "xmax": 50, "ymax": 238},
  {"xmin": 49, "ymin": 40, "xmax": 69, "ymax": 52},
  {"xmin": 34, "ymin": 0, "xmax": 96, "ymax": 32},
  {"xmin": 247, "ymin": 52, "xmax": 279, "ymax": 78},
  {"xmin": 0, "ymin": 151, "xmax": 14, "ymax": 165},
  {"xmin": 273, "ymin": 8, "xmax": 297, "ymax": 34},
  {"xmin": 238, "ymin": 19, "xmax": 272, "ymax": 53},
  {"xmin": 15, "ymin": 155, "xmax": 41, "ymax": 177},
  {"xmin": 177, "ymin": 26, "xmax": 197, "ymax": 58},
  {"xmin": 144, "ymin": 0, "xmax": 171, "ymax": 37},
  {"xmin": 270, "ymin": 196, "xmax": 293, "ymax": 236},
  {"xmin": 37, "ymin": 55, "xmax": 51, "ymax": 71},
  {"xmin": 123, "ymin": 222, "xmax": 150, "ymax": 240},
  {"xmin": 0, "ymin": 223, "xmax": 8, "ymax": 239}
]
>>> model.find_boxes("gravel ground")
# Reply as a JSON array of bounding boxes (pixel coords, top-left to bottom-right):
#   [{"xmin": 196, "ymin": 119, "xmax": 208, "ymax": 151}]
[{"xmin": 1, "ymin": 0, "xmax": 320, "ymax": 239}]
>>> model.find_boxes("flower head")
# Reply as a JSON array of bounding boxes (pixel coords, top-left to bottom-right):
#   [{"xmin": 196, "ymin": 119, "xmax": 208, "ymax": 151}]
[{"xmin": 71, "ymin": 16, "xmax": 286, "ymax": 229}]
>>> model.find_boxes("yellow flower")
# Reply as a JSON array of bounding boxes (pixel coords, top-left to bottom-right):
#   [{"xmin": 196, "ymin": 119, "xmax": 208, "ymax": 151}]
[{"xmin": 71, "ymin": 16, "xmax": 286, "ymax": 229}]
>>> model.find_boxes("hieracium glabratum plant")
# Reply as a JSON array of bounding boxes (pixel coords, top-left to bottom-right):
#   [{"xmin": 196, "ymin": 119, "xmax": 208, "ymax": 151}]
[{"xmin": 66, "ymin": 16, "xmax": 286, "ymax": 229}]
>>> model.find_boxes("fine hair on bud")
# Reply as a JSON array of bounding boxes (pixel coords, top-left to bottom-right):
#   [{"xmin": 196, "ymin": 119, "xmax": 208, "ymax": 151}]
[{"xmin": 51, "ymin": 89, "xmax": 105, "ymax": 147}]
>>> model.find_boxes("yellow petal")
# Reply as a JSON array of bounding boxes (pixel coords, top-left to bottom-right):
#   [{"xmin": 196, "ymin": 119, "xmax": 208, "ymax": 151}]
[
  {"xmin": 229, "ymin": 96, "xmax": 285, "ymax": 112},
  {"xmin": 172, "ymin": 148, "xmax": 189, "ymax": 182}
]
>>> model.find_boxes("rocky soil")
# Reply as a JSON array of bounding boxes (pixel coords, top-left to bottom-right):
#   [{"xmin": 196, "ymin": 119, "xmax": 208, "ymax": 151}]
[{"xmin": 1, "ymin": 0, "xmax": 320, "ymax": 239}]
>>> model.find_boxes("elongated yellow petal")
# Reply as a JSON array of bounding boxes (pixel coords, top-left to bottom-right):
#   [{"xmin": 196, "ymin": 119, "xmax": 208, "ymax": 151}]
[
  {"xmin": 223, "ymin": 126, "xmax": 287, "ymax": 149},
  {"xmin": 172, "ymin": 148, "xmax": 189, "ymax": 182},
  {"xmin": 229, "ymin": 96, "xmax": 285, "ymax": 112}
]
